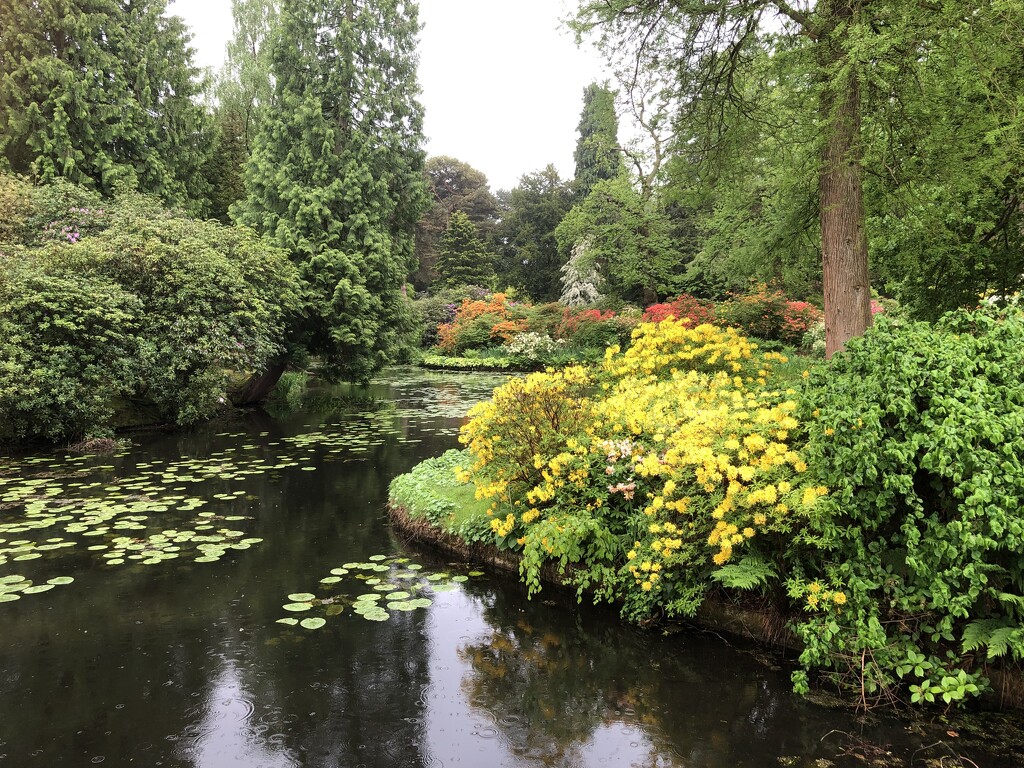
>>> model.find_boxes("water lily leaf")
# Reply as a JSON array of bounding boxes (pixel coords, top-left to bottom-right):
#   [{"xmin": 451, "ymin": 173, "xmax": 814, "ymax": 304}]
[
  {"xmin": 325, "ymin": 604, "xmax": 345, "ymax": 616},
  {"xmin": 47, "ymin": 577, "xmax": 75, "ymax": 586},
  {"xmin": 431, "ymin": 583, "xmax": 457, "ymax": 592},
  {"xmin": 368, "ymin": 554, "xmax": 388, "ymax": 561},
  {"xmin": 276, "ymin": 618, "xmax": 299, "ymax": 626},
  {"xmin": 13, "ymin": 553, "xmax": 42, "ymax": 561},
  {"xmin": 0, "ymin": 575, "xmax": 26, "ymax": 584},
  {"xmin": 300, "ymin": 617, "xmax": 326, "ymax": 630},
  {"xmin": 193, "ymin": 556, "xmax": 220, "ymax": 563},
  {"xmin": 409, "ymin": 598, "xmax": 433, "ymax": 608},
  {"xmin": 406, "ymin": 564, "xmax": 422, "ymax": 570},
  {"xmin": 287, "ymin": 592, "xmax": 316, "ymax": 602},
  {"xmin": 0, "ymin": 593, "xmax": 19, "ymax": 602},
  {"xmin": 282, "ymin": 602, "xmax": 313, "ymax": 612},
  {"xmin": 451, "ymin": 575, "xmax": 469, "ymax": 582},
  {"xmin": 468, "ymin": 571, "xmax": 485, "ymax": 577},
  {"xmin": 355, "ymin": 593, "xmax": 382, "ymax": 602},
  {"xmin": 387, "ymin": 601, "xmax": 416, "ymax": 611},
  {"xmin": 22, "ymin": 584, "xmax": 55, "ymax": 594},
  {"xmin": 320, "ymin": 576, "xmax": 342, "ymax": 584},
  {"xmin": 361, "ymin": 609, "xmax": 390, "ymax": 622},
  {"xmin": 330, "ymin": 568, "xmax": 349, "ymax": 576}
]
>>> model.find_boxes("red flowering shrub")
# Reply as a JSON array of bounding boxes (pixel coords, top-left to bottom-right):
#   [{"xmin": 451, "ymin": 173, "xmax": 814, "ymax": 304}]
[
  {"xmin": 716, "ymin": 285, "xmax": 822, "ymax": 345},
  {"xmin": 642, "ymin": 294, "xmax": 717, "ymax": 326}
]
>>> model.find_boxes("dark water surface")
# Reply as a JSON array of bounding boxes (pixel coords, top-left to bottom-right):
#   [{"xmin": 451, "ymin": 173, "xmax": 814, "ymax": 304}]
[{"xmin": 0, "ymin": 369, "xmax": 1018, "ymax": 767}]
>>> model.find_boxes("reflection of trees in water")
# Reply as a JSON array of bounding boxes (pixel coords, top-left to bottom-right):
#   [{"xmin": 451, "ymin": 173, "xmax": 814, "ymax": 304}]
[
  {"xmin": 242, "ymin": 608, "xmax": 432, "ymax": 768},
  {"xmin": 455, "ymin": 585, "xmax": 850, "ymax": 768}
]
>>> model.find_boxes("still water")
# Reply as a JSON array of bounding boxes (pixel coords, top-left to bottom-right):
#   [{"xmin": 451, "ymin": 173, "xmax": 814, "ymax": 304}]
[{"xmin": 0, "ymin": 369, "xmax": 1019, "ymax": 767}]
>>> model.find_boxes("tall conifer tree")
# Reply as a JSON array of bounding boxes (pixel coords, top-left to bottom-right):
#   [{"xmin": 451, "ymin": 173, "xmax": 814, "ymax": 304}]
[
  {"xmin": 435, "ymin": 211, "xmax": 493, "ymax": 289},
  {"xmin": 573, "ymin": 82, "xmax": 624, "ymax": 200},
  {"xmin": 236, "ymin": 0, "xmax": 427, "ymax": 381},
  {"xmin": 0, "ymin": 0, "xmax": 211, "ymax": 208}
]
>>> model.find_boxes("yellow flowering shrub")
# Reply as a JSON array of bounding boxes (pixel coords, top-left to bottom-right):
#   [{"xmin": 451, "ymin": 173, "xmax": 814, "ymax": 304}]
[
  {"xmin": 457, "ymin": 320, "xmax": 824, "ymax": 619},
  {"xmin": 458, "ymin": 365, "xmax": 594, "ymax": 526}
]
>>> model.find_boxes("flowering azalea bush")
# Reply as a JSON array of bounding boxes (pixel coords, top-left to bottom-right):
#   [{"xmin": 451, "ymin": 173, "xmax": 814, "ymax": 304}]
[
  {"xmin": 713, "ymin": 284, "xmax": 823, "ymax": 344},
  {"xmin": 456, "ymin": 319, "xmax": 823, "ymax": 621},
  {"xmin": 435, "ymin": 293, "xmax": 524, "ymax": 353},
  {"xmin": 642, "ymin": 294, "xmax": 716, "ymax": 326}
]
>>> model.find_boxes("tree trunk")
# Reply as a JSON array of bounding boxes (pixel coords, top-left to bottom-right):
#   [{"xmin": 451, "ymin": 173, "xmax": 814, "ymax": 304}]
[
  {"xmin": 230, "ymin": 360, "xmax": 288, "ymax": 406},
  {"xmin": 818, "ymin": 2, "xmax": 873, "ymax": 358}
]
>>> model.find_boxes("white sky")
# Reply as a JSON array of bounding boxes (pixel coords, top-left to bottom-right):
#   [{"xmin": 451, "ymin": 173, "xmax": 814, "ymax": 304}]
[{"xmin": 166, "ymin": 0, "xmax": 611, "ymax": 192}]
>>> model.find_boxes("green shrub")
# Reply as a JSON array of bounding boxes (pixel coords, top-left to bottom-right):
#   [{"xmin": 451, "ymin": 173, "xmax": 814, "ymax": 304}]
[
  {"xmin": 792, "ymin": 308, "xmax": 1024, "ymax": 704},
  {"xmin": 0, "ymin": 187, "xmax": 301, "ymax": 443},
  {"xmin": 0, "ymin": 255, "xmax": 141, "ymax": 443}
]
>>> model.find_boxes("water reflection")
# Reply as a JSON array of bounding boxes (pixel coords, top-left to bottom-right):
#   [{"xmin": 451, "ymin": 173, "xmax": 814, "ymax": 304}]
[{"xmin": 180, "ymin": 660, "xmax": 299, "ymax": 767}]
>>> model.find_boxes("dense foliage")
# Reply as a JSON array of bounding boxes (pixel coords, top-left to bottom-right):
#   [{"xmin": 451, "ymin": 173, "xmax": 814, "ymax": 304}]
[
  {"xmin": 396, "ymin": 306, "xmax": 1024, "ymax": 707},
  {"xmin": 0, "ymin": 0, "xmax": 212, "ymax": 210},
  {"xmin": 791, "ymin": 308, "xmax": 1024, "ymax": 705},
  {"xmin": 0, "ymin": 178, "xmax": 300, "ymax": 443}
]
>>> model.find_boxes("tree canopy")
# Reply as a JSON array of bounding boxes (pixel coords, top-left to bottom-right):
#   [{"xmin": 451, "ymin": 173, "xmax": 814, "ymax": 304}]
[
  {"xmin": 413, "ymin": 155, "xmax": 499, "ymax": 291},
  {"xmin": 573, "ymin": 82, "xmax": 624, "ymax": 200}
]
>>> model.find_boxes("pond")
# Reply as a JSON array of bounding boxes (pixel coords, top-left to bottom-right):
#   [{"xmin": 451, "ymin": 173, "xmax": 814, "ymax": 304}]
[{"xmin": 0, "ymin": 368, "xmax": 1019, "ymax": 767}]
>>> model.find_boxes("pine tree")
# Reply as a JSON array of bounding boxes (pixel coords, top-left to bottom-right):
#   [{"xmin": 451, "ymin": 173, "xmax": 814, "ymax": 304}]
[
  {"xmin": 573, "ymin": 82, "xmax": 624, "ymax": 200},
  {"xmin": 436, "ymin": 211, "xmax": 494, "ymax": 289},
  {"xmin": 236, "ymin": 0, "xmax": 427, "ymax": 381},
  {"xmin": 413, "ymin": 155, "xmax": 499, "ymax": 290},
  {"xmin": 0, "ymin": 0, "xmax": 211, "ymax": 208}
]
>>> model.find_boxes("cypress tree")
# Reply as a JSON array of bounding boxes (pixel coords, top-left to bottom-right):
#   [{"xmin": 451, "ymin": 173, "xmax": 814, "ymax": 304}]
[
  {"xmin": 0, "ymin": 0, "xmax": 211, "ymax": 208},
  {"xmin": 436, "ymin": 211, "xmax": 493, "ymax": 289},
  {"xmin": 236, "ymin": 0, "xmax": 427, "ymax": 381}
]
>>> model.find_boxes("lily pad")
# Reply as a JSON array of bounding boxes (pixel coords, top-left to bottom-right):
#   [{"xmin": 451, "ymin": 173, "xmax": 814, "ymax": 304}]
[
  {"xmin": 282, "ymin": 602, "xmax": 313, "ymax": 612},
  {"xmin": 451, "ymin": 575, "xmax": 469, "ymax": 583},
  {"xmin": 300, "ymin": 617, "xmax": 326, "ymax": 630},
  {"xmin": 330, "ymin": 568, "xmax": 349, "ymax": 576},
  {"xmin": 47, "ymin": 576, "xmax": 75, "ymax": 586},
  {"xmin": 0, "ymin": 593, "xmax": 20, "ymax": 602},
  {"xmin": 22, "ymin": 584, "xmax": 55, "ymax": 594},
  {"xmin": 385, "ymin": 591, "xmax": 411, "ymax": 600},
  {"xmin": 368, "ymin": 554, "xmax": 388, "ymax": 561},
  {"xmin": 319, "ymin": 576, "xmax": 342, "ymax": 584},
  {"xmin": 276, "ymin": 617, "xmax": 299, "ymax": 626}
]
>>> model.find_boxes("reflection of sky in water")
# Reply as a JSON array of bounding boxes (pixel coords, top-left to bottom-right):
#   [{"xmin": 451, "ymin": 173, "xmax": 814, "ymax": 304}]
[
  {"xmin": 421, "ymin": 590, "xmax": 673, "ymax": 768},
  {"xmin": 178, "ymin": 661, "xmax": 299, "ymax": 768}
]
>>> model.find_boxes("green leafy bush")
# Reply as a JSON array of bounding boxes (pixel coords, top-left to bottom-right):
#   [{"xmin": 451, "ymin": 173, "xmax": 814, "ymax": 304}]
[
  {"xmin": 792, "ymin": 308, "xmax": 1024, "ymax": 703},
  {"xmin": 0, "ymin": 256, "xmax": 141, "ymax": 443},
  {"xmin": 0, "ymin": 184, "xmax": 301, "ymax": 443}
]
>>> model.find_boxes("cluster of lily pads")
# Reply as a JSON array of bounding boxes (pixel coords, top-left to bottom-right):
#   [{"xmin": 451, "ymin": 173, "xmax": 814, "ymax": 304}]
[
  {"xmin": 0, "ymin": 371, "xmax": 509, "ymax": 609},
  {"xmin": 0, "ymin": 573, "xmax": 74, "ymax": 602},
  {"xmin": 276, "ymin": 554, "xmax": 485, "ymax": 629}
]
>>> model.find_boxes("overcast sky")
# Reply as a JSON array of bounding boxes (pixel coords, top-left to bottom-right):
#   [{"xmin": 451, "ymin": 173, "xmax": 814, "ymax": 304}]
[{"xmin": 166, "ymin": 0, "xmax": 611, "ymax": 192}]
